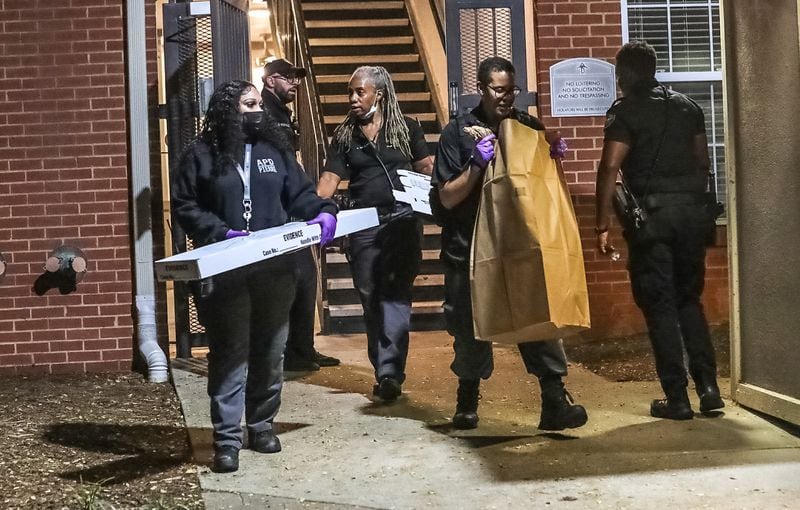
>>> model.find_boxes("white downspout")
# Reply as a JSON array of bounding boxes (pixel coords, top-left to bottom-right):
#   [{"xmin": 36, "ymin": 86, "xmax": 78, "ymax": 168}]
[{"xmin": 126, "ymin": 0, "xmax": 168, "ymax": 383}]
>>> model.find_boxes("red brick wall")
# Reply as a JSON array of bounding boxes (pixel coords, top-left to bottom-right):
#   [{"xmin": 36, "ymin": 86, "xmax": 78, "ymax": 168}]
[
  {"xmin": 0, "ymin": 0, "xmax": 136, "ymax": 374},
  {"xmin": 533, "ymin": 1, "xmax": 729, "ymax": 337}
]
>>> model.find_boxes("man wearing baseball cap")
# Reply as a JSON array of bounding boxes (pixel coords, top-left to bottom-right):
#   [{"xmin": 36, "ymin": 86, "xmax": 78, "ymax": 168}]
[
  {"xmin": 261, "ymin": 57, "xmax": 341, "ymax": 372},
  {"xmin": 261, "ymin": 58, "xmax": 306, "ymax": 150}
]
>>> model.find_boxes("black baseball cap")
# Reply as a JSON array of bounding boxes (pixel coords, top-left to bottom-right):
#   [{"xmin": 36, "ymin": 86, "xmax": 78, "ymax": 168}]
[{"xmin": 264, "ymin": 58, "xmax": 307, "ymax": 79}]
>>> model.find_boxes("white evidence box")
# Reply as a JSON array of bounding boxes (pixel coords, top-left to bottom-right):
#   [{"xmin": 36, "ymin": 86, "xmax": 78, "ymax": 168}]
[
  {"xmin": 155, "ymin": 208, "xmax": 378, "ymax": 282},
  {"xmin": 393, "ymin": 169, "xmax": 432, "ymax": 216}
]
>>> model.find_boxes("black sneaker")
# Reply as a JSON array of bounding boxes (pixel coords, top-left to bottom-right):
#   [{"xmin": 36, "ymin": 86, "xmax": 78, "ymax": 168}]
[
  {"xmin": 212, "ymin": 445, "xmax": 239, "ymax": 473},
  {"xmin": 650, "ymin": 398, "xmax": 694, "ymax": 420},
  {"xmin": 314, "ymin": 351, "xmax": 340, "ymax": 367},
  {"xmin": 372, "ymin": 377, "xmax": 402, "ymax": 402},
  {"xmin": 250, "ymin": 430, "xmax": 282, "ymax": 454}
]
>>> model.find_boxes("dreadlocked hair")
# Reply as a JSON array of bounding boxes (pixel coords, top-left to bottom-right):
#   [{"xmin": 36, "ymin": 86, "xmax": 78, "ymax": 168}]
[
  {"xmin": 331, "ymin": 66, "xmax": 411, "ymax": 159},
  {"xmin": 197, "ymin": 80, "xmax": 294, "ymax": 175}
]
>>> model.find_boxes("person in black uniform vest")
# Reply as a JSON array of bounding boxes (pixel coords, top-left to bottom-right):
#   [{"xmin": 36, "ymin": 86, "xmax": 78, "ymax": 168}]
[
  {"xmin": 431, "ymin": 56, "xmax": 588, "ymax": 431},
  {"xmin": 595, "ymin": 41, "xmax": 725, "ymax": 420},
  {"xmin": 261, "ymin": 57, "xmax": 340, "ymax": 371},
  {"xmin": 317, "ymin": 66, "xmax": 433, "ymax": 402},
  {"xmin": 173, "ymin": 80, "xmax": 338, "ymax": 473}
]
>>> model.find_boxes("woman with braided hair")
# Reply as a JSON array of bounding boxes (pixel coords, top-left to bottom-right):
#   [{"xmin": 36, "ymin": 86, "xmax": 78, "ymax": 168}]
[{"xmin": 318, "ymin": 66, "xmax": 433, "ymax": 402}]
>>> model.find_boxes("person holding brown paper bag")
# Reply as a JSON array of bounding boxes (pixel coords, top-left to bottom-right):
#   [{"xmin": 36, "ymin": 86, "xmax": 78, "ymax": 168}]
[{"xmin": 431, "ymin": 57, "xmax": 587, "ymax": 431}]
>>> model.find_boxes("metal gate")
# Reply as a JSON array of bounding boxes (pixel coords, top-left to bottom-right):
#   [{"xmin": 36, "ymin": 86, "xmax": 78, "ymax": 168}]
[
  {"xmin": 162, "ymin": 0, "xmax": 250, "ymax": 357},
  {"xmin": 445, "ymin": 0, "xmax": 535, "ymax": 118}
]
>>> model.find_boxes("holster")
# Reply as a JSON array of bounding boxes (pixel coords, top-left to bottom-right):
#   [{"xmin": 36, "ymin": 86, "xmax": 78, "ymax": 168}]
[{"xmin": 613, "ymin": 182, "xmax": 647, "ymax": 231}]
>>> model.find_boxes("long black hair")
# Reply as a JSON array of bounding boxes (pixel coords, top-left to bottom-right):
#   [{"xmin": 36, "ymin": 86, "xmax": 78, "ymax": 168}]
[{"xmin": 197, "ymin": 80, "xmax": 293, "ymax": 171}]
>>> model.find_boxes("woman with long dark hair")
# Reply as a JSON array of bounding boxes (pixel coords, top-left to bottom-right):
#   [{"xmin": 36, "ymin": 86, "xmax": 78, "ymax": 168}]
[{"xmin": 172, "ymin": 80, "xmax": 337, "ymax": 473}]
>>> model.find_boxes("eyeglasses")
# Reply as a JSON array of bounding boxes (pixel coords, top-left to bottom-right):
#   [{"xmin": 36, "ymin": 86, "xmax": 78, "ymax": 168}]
[
  {"xmin": 271, "ymin": 74, "xmax": 302, "ymax": 85},
  {"xmin": 483, "ymin": 85, "xmax": 522, "ymax": 99}
]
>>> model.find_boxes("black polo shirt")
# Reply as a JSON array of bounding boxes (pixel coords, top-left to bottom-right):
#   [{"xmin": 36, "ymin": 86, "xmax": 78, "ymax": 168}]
[
  {"xmin": 604, "ymin": 79, "xmax": 707, "ymax": 196},
  {"xmin": 433, "ymin": 107, "xmax": 544, "ymax": 266},
  {"xmin": 324, "ymin": 116, "xmax": 429, "ymax": 209}
]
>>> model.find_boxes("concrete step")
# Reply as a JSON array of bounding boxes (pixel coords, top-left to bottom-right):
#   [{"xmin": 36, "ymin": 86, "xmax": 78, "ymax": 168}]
[
  {"xmin": 313, "ymin": 54, "xmax": 419, "ymax": 66},
  {"xmin": 324, "ymin": 112, "xmax": 437, "ymax": 125},
  {"xmin": 329, "ymin": 300, "xmax": 443, "ymax": 318},
  {"xmin": 326, "ymin": 249, "xmax": 440, "ymax": 265},
  {"xmin": 327, "ymin": 273, "xmax": 444, "ymax": 291},
  {"xmin": 305, "ymin": 18, "xmax": 409, "ymax": 29},
  {"xmin": 303, "ymin": 1, "xmax": 404, "ymax": 11},
  {"xmin": 309, "ymin": 36, "xmax": 414, "ymax": 47},
  {"xmin": 317, "ymin": 72, "xmax": 424, "ymax": 84},
  {"xmin": 321, "ymin": 91, "xmax": 430, "ymax": 104}
]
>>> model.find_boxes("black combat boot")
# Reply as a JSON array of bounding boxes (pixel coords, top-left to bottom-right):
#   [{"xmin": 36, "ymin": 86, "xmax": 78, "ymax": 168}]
[
  {"xmin": 696, "ymin": 380, "xmax": 724, "ymax": 413},
  {"xmin": 212, "ymin": 445, "xmax": 239, "ymax": 473},
  {"xmin": 372, "ymin": 376, "xmax": 402, "ymax": 402},
  {"xmin": 538, "ymin": 376, "xmax": 588, "ymax": 431},
  {"xmin": 650, "ymin": 387, "xmax": 694, "ymax": 420},
  {"xmin": 452, "ymin": 378, "xmax": 480, "ymax": 430}
]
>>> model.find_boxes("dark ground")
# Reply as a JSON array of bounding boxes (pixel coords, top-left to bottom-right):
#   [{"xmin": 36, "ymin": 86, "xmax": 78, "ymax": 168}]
[
  {"xmin": 0, "ymin": 324, "xmax": 729, "ymax": 509},
  {"xmin": 0, "ymin": 373, "xmax": 203, "ymax": 510},
  {"xmin": 567, "ymin": 323, "xmax": 731, "ymax": 382}
]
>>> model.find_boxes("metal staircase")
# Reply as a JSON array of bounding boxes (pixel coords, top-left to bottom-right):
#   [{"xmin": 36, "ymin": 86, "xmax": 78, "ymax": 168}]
[{"xmin": 302, "ymin": 0, "xmax": 446, "ymax": 333}]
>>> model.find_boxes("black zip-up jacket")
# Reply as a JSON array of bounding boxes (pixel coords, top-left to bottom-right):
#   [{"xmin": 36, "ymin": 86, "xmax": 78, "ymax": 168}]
[
  {"xmin": 172, "ymin": 139, "xmax": 337, "ymax": 247},
  {"xmin": 261, "ymin": 89, "xmax": 299, "ymax": 150}
]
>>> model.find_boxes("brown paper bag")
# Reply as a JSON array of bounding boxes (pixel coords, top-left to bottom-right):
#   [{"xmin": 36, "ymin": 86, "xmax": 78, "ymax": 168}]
[{"xmin": 470, "ymin": 119, "xmax": 590, "ymax": 343}]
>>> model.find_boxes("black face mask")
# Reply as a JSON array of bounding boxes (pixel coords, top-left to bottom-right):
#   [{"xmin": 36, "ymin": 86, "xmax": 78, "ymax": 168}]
[{"xmin": 241, "ymin": 110, "xmax": 267, "ymax": 138}]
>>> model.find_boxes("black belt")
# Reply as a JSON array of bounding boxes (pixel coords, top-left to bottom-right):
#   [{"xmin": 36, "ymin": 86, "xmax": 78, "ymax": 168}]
[
  {"xmin": 644, "ymin": 192, "xmax": 705, "ymax": 210},
  {"xmin": 378, "ymin": 203, "xmax": 414, "ymax": 224},
  {"xmin": 375, "ymin": 205, "xmax": 395, "ymax": 217}
]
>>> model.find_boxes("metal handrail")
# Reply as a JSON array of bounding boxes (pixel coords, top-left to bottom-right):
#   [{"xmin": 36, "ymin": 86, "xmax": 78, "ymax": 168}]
[
  {"xmin": 266, "ymin": 0, "xmax": 331, "ymax": 330},
  {"xmin": 267, "ymin": 0, "xmax": 328, "ymax": 182}
]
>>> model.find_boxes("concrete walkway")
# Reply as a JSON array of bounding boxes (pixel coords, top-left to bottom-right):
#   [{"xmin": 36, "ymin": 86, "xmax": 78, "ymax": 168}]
[{"xmin": 172, "ymin": 331, "xmax": 800, "ymax": 509}]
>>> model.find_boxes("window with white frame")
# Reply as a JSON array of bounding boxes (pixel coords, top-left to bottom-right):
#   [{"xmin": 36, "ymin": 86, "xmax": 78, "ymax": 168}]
[{"xmin": 622, "ymin": 0, "xmax": 725, "ymax": 220}]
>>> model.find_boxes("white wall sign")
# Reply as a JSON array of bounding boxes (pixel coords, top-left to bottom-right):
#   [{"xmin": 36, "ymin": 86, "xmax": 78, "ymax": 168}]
[{"xmin": 549, "ymin": 58, "xmax": 616, "ymax": 117}]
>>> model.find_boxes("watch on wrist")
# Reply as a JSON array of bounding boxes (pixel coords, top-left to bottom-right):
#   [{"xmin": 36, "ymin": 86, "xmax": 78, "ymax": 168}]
[{"xmin": 595, "ymin": 226, "xmax": 608, "ymax": 235}]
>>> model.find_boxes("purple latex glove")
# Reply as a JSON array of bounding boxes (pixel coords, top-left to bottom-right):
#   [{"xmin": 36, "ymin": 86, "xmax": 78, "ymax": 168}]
[
  {"xmin": 307, "ymin": 212, "xmax": 337, "ymax": 246},
  {"xmin": 550, "ymin": 137, "xmax": 568, "ymax": 159},
  {"xmin": 225, "ymin": 229, "xmax": 250, "ymax": 239},
  {"xmin": 471, "ymin": 133, "xmax": 496, "ymax": 170}
]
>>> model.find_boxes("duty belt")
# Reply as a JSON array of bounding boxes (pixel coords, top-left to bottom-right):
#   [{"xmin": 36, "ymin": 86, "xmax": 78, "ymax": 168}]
[{"xmin": 644, "ymin": 192, "xmax": 706, "ymax": 210}]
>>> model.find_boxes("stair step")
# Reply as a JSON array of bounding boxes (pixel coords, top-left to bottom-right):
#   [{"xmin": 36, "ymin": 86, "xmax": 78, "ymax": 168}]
[
  {"xmin": 324, "ymin": 112, "xmax": 436, "ymax": 125},
  {"xmin": 309, "ymin": 36, "xmax": 414, "ymax": 47},
  {"xmin": 306, "ymin": 0, "xmax": 445, "ymax": 336},
  {"xmin": 329, "ymin": 300, "xmax": 443, "ymax": 317},
  {"xmin": 303, "ymin": 1, "xmax": 404, "ymax": 11},
  {"xmin": 317, "ymin": 72, "xmax": 424, "ymax": 84},
  {"xmin": 327, "ymin": 273, "xmax": 444, "ymax": 290},
  {"xmin": 326, "ymin": 249, "xmax": 440, "ymax": 264},
  {"xmin": 305, "ymin": 18, "xmax": 409, "ymax": 29},
  {"xmin": 424, "ymin": 223, "xmax": 441, "ymax": 235},
  {"xmin": 321, "ymin": 91, "xmax": 430, "ymax": 104},
  {"xmin": 313, "ymin": 54, "xmax": 419, "ymax": 65}
]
